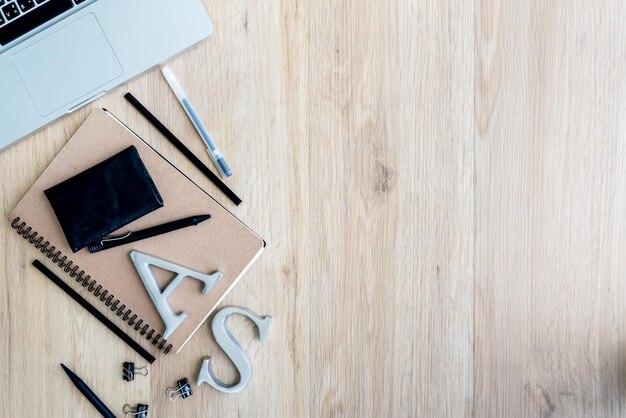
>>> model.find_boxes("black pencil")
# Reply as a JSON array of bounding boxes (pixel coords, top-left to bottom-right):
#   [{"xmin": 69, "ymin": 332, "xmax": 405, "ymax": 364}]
[
  {"xmin": 124, "ymin": 92, "xmax": 242, "ymax": 206},
  {"xmin": 60, "ymin": 364, "xmax": 117, "ymax": 418},
  {"xmin": 32, "ymin": 260, "xmax": 156, "ymax": 364}
]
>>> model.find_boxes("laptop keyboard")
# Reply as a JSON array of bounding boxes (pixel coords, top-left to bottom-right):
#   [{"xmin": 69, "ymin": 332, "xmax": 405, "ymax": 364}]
[{"xmin": 0, "ymin": 0, "xmax": 88, "ymax": 46}]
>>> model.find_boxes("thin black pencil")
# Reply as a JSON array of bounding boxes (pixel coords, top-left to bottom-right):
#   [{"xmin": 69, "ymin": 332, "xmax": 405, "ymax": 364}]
[
  {"xmin": 32, "ymin": 260, "xmax": 156, "ymax": 364},
  {"xmin": 60, "ymin": 364, "xmax": 117, "ymax": 418},
  {"xmin": 124, "ymin": 92, "xmax": 242, "ymax": 206}
]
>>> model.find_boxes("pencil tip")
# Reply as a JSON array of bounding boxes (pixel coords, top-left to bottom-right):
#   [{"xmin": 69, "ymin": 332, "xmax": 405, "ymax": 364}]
[{"xmin": 195, "ymin": 214, "xmax": 211, "ymax": 224}]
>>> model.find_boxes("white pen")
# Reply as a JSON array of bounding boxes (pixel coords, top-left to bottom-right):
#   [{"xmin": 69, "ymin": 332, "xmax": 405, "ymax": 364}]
[{"xmin": 161, "ymin": 66, "xmax": 232, "ymax": 178}]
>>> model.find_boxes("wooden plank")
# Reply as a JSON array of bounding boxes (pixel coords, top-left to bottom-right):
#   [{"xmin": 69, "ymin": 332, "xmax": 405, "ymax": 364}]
[
  {"xmin": 474, "ymin": 1, "xmax": 626, "ymax": 416},
  {"xmin": 307, "ymin": 0, "xmax": 474, "ymax": 416}
]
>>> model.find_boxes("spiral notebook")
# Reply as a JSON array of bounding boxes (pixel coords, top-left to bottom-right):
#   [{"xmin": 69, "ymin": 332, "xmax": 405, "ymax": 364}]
[{"xmin": 8, "ymin": 109, "xmax": 264, "ymax": 355}]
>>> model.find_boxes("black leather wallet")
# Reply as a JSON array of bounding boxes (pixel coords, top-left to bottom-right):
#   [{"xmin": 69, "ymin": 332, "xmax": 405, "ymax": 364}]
[{"xmin": 44, "ymin": 146, "xmax": 164, "ymax": 252}]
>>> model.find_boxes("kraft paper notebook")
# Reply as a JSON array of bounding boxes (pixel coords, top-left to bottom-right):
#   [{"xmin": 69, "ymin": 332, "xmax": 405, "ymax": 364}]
[{"xmin": 8, "ymin": 109, "xmax": 264, "ymax": 356}]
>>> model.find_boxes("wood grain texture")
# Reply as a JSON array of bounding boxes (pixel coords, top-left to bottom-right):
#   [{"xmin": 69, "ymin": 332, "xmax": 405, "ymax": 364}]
[
  {"xmin": 474, "ymin": 1, "xmax": 626, "ymax": 417},
  {"xmin": 0, "ymin": 0, "xmax": 624, "ymax": 416}
]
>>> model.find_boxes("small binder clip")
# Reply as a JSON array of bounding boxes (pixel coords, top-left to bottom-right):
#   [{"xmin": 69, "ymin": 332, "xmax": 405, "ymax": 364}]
[
  {"xmin": 123, "ymin": 362, "xmax": 148, "ymax": 381},
  {"xmin": 123, "ymin": 404, "xmax": 148, "ymax": 417},
  {"xmin": 166, "ymin": 378, "xmax": 193, "ymax": 401}
]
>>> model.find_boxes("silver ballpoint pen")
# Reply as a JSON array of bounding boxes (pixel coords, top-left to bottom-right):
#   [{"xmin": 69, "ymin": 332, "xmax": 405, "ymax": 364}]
[{"xmin": 162, "ymin": 66, "xmax": 232, "ymax": 178}]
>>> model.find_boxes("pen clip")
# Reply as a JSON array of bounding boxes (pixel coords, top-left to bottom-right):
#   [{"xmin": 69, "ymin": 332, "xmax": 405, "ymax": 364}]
[{"xmin": 100, "ymin": 231, "xmax": 132, "ymax": 245}]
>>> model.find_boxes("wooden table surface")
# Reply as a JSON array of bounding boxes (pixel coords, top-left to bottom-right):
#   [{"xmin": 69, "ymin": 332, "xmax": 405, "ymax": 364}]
[{"xmin": 2, "ymin": 1, "xmax": 626, "ymax": 417}]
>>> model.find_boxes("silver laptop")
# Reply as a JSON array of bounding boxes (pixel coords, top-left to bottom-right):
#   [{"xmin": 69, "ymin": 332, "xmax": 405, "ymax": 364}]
[{"xmin": 0, "ymin": 0, "xmax": 212, "ymax": 150}]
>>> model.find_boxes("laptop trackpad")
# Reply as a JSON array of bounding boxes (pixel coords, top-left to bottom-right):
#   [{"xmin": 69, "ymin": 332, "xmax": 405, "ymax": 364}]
[{"xmin": 12, "ymin": 13, "xmax": 123, "ymax": 116}]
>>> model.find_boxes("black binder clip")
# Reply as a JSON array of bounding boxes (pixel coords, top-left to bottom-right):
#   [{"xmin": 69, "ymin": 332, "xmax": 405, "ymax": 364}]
[
  {"xmin": 123, "ymin": 404, "xmax": 148, "ymax": 417},
  {"xmin": 123, "ymin": 362, "xmax": 148, "ymax": 381},
  {"xmin": 166, "ymin": 378, "xmax": 193, "ymax": 401}
]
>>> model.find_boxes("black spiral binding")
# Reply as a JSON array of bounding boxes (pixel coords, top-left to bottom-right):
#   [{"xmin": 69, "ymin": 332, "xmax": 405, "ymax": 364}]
[{"xmin": 11, "ymin": 217, "xmax": 173, "ymax": 355}]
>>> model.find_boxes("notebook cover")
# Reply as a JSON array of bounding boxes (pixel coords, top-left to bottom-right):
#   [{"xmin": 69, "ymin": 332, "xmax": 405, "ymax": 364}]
[{"xmin": 8, "ymin": 109, "xmax": 264, "ymax": 353}]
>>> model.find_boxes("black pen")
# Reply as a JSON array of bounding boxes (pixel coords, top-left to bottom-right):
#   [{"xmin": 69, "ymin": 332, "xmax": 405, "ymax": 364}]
[
  {"xmin": 60, "ymin": 364, "xmax": 117, "ymax": 418},
  {"xmin": 88, "ymin": 214, "xmax": 211, "ymax": 253}
]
